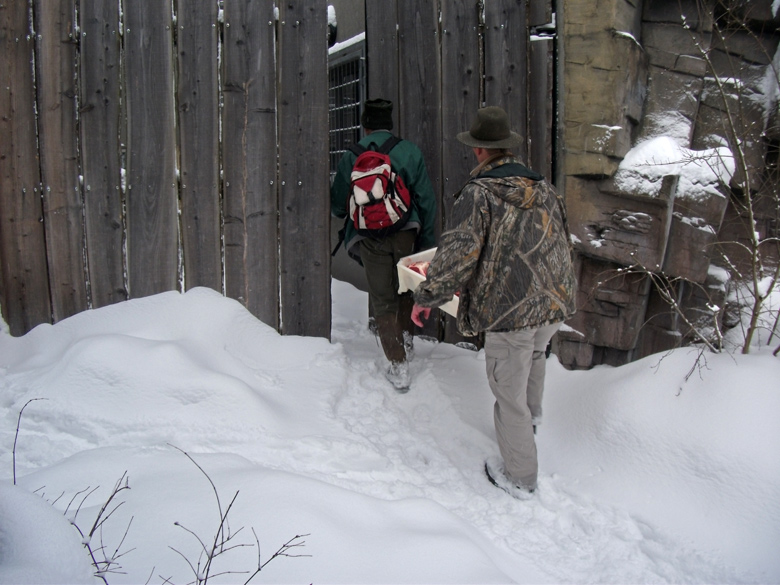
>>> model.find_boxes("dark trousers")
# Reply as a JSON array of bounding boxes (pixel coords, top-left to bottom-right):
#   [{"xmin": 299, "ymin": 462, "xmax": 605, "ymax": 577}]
[{"xmin": 359, "ymin": 230, "xmax": 417, "ymax": 363}]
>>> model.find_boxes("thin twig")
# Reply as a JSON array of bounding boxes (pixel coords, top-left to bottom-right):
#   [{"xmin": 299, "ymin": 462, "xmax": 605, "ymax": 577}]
[{"xmin": 13, "ymin": 398, "xmax": 47, "ymax": 485}]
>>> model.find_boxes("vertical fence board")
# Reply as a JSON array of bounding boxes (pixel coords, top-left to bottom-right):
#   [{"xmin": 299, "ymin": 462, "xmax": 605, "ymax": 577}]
[
  {"xmin": 397, "ymin": 1, "xmax": 442, "ymax": 161},
  {"xmin": 123, "ymin": 1, "xmax": 178, "ymax": 298},
  {"xmin": 363, "ymin": 0, "xmax": 399, "ymax": 327},
  {"xmin": 365, "ymin": 0, "xmax": 399, "ymax": 110},
  {"xmin": 529, "ymin": 37, "xmax": 554, "ymax": 178},
  {"xmin": 80, "ymin": 0, "xmax": 125, "ymax": 309},
  {"xmin": 529, "ymin": 0, "xmax": 553, "ymax": 27},
  {"xmin": 177, "ymin": 1, "xmax": 221, "ymax": 292},
  {"xmin": 485, "ymin": 0, "xmax": 529, "ymax": 163},
  {"xmin": 0, "ymin": 1, "xmax": 52, "ymax": 334},
  {"xmin": 440, "ymin": 1, "xmax": 480, "ymax": 221},
  {"xmin": 34, "ymin": 0, "xmax": 88, "ymax": 322},
  {"xmin": 278, "ymin": 0, "xmax": 331, "ymax": 338},
  {"xmin": 398, "ymin": 0, "xmax": 443, "ymax": 339},
  {"xmin": 222, "ymin": 1, "xmax": 279, "ymax": 327},
  {"xmin": 440, "ymin": 0, "xmax": 482, "ymax": 345}
]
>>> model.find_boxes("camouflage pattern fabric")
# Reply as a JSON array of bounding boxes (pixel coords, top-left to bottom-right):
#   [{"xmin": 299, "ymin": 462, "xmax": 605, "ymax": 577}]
[{"xmin": 414, "ymin": 155, "xmax": 577, "ymax": 337}]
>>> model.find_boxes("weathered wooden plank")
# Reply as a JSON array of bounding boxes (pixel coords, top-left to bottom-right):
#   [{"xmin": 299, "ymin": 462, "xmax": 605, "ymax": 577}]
[
  {"xmin": 222, "ymin": 1, "xmax": 279, "ymax": 327},
  {"xmin": 364, "ymin": 0, "xmax": 400, "ymax": 329},
  {"xmin": 440, "ymin": 0, "xmax": 481, "ymax": 345},
  {"xmin": 177, "ymin": 1, "xmax": 221, "ymax": 292},
  {"xmin": 0, "ymin": 1, "xmax": 52, "ymax": 334},
  {"xmin": 79, "ymin": 0, "xmax": 126, "ymax": 309},
  {"xmin": 34, "ymin": 0, "xmax": 88, "ymax": 322},
  {"xmin": 278, "ymin": 0, "xmax": 331, "ymax": 338},
  {"xmin": 365, "ymin": 0, "xmax": 399, "ymax": 109},
  {"xmin": 484, "ymin": 0, "xmax": 529, "ymax": 162},
  {"xmin": 440, "ymin": 0, "xmax": 480, "ymax": 204},
  {"xmin": 528, "ymin": 36, "xmax": 553, "ymax": 178},
  {"xmin": 123, "ymin": 1, "xmax": 178, "ymax": 298},
  {"xmin": 528, "ymin": 0, "xmax": 553, "ymax": 27},
  {"xmin": 398, "ymin": 0, "xmax": 443, "ymax": 339}
]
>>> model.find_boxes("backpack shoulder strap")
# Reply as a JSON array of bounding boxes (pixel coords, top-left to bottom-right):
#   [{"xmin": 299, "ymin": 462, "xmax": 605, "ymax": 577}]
[
  {"xmin": 348, "ymin": 142, "xmax": 367, "ymax": 156},
  {"xmin": 376, "ymin": 135, "xmax": 402, "ymax": 155}
]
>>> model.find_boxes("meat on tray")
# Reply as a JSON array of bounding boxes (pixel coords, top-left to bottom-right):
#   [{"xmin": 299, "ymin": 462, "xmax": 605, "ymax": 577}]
[{"xmin": 407, "ymin": 261, "xmax": 430, "ymax": 276}]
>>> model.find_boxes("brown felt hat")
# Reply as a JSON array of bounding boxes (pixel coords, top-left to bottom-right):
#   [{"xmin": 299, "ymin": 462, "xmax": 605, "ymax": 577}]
[
  {"xmin": 361, "ymin": 98, "xmax": 394, "ymax": 130},
  {"xmin": 457, "ymin": 106, "xmax": 523, "ymax": 149}
]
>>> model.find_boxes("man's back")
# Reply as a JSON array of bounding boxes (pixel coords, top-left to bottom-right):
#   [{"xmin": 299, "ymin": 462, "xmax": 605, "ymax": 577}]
[
  {"xmin": 417, "ymin": 154, "xmax": 577, "ymax": 336},
  {"xmin": 330, "ymin": 130, "xmax": 437, "ymax": 256}
]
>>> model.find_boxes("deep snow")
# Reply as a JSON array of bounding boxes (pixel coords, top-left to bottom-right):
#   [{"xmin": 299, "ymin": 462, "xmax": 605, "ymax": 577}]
[{"xmin": 0, "ymin": 279, "xmax": 778, "ymax": 584}]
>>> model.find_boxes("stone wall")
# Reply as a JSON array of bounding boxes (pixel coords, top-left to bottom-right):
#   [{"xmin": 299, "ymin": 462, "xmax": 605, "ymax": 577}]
[{"xmin": 559, "ymin": 0, "xmax": 780, "ymax": 368}]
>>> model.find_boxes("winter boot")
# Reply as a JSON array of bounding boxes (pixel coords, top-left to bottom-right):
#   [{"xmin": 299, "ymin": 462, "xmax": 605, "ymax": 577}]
[
  {"xmin": 484, "ymin": 456, "xmax": 536, "ymax": 499},
  {"xmin": 375, "ymin": 314, "xmax": 410, "ymax": 392},
  {"xmin": 385, "ymin": 361, "xmax": 411, "ymax": 393}
]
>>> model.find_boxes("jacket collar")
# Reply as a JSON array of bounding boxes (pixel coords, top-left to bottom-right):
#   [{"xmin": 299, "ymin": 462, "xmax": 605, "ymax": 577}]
[{"xmin": 471, "ymin": 154, "xmax": 543, "ymax": 181}]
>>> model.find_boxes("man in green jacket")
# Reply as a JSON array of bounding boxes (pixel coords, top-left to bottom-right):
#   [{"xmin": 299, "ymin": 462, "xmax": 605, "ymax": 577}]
[
  {"xmin": 412, "ymin": 106, "xmax": 577, "ymax": 495},
  {"xmin": 331, "ymin": 98, "xmax": 437, "ymax": 391}
]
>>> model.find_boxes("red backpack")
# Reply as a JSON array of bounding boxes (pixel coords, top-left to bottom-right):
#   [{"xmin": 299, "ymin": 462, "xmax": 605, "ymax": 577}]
[{"xmin": 348, "ymin": 136, "xmax": 412, "ymax": 237}]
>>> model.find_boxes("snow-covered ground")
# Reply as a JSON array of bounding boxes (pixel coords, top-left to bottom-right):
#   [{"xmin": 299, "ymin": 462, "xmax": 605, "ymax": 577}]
[{"xmin": 1, "ymin": 279, "xmax": 778, "ymax": 584}]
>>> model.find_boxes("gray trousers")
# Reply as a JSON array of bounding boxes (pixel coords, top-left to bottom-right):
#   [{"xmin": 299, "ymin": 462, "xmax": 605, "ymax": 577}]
[{"xmin": 484, "ymin": 322, "xmax": 561, "ymax": 490}]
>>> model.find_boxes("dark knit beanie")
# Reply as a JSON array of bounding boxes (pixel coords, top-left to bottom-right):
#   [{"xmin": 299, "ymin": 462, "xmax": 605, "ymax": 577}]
[{"xmin": 361, "ymin": 98, "xmax": 394, "ymax": 130}]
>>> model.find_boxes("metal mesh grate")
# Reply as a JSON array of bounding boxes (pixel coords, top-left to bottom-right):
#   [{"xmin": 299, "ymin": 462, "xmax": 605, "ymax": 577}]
[{"xmin": 328, "ymin": 43, "xmax": 365, "ymax": 177}]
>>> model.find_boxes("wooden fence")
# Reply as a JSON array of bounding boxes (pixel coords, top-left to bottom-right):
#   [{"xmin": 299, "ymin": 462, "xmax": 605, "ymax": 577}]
[
  {"xmin": 1, "ymin": 0, "xmax": 554, "ymax": 340},
  {"xmin": 1, "ymin": 0, "xmax": 330, "ymax": 338}
]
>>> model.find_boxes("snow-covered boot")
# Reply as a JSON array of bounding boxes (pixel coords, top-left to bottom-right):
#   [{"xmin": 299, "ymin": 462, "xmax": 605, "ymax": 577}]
[
  {"xmin": 385, "ymin": 361, "xmax": 411, "ymax": 393},
  {"xmin": 484, "ymin": 456, "xmax": 535, "ymax": 499}
]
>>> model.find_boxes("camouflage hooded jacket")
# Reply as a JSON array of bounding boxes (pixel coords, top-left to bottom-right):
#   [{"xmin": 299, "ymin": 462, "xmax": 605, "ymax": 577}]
[{"xmin": 413, "ymin": 155, "xmax": 577, "ymax": 337}]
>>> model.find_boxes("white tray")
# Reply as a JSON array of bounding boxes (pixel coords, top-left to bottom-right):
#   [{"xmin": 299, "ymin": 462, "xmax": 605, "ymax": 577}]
[{"xmin": 397, "ymin": 248, "xmax": 459, "ymax": 317}]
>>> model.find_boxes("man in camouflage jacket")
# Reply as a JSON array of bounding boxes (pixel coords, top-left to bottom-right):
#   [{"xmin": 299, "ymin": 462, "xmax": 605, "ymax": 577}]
[{"xmin": 412, "ymin": 106, "xmax": 577, "ymax": 495}]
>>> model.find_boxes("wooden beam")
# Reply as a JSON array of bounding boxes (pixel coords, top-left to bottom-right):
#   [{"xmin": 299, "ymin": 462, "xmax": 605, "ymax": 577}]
[
  {"xmin": 80, "ymin": 0, "xmax": 126, "ymax": 308},
  {"xmin": 278, "ymin": 0, "xmax": 331, "ymax": 338},
  {"xmin": 222, "ymin": 0, "xmax": 279, "ymax": 328},
  {"xmin": 124, "ymin": 1, "xmax": 179, "ymax": 298},
  {"xmin": 0, "ymin": 1, "xmax": 52, "ymax": 334},
  {"xmin": 35, "ymin": 0, "xmax": 88, "ymax": 321},
  {"xmin": 177, "ymin": 1, "xmax": 221, "ymax": 293}
]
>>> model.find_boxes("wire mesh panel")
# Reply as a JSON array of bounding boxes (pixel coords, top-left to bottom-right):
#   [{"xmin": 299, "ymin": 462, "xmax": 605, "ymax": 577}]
[{"xmin": 328, "ymin": 43, "xmax": 365, "ymax": 177}]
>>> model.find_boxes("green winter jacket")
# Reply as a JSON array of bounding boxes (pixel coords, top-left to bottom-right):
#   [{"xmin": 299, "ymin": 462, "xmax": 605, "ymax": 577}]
[
  {"xmin": 414, "ymin": 154, "xmax": 577, "ymax": 337},
  {"xmin": 330, "ymin": 131, "xmax": 437, "ymax": 259}
]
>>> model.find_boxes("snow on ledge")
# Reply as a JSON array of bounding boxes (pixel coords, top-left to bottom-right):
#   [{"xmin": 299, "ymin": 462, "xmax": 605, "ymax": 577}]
[{"xmin": 614, "ymin": 136, "xmax": 734, "ymax": 203}]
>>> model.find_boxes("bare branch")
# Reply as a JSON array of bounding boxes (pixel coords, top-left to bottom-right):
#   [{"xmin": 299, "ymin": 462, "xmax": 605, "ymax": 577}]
[
  {"xmin": 169, "ymin": 445, "xmax": 311, "ymax": 584},
  {"xmin": 13, "ymin": 398, "xmax": 47, "ymax": 485}
]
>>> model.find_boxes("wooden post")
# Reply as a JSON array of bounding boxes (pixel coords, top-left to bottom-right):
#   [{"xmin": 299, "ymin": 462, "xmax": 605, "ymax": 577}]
[
  {"xmin": 397, "ymin": 0, "xmax": 443, "ymax": 339},
  {"xmin": 364, "ymin": 0, "xmax": 400, "ymax": 329},
  {"xmin": 177, "ymin": 1, "xmax": 221, "ymax": 293},
  {"xmin": 278, "ymin": 0, "xmax": 331, "ymax": 338},
  {"xmin": 80, "ymin": 0, "xmax": 126, "ymax": 309},
  {"xmin": 529, "ymin": 0, "xmax": 553, "ymax": 27},
  {"xmin": 484, "ymin": 0, "xmax": 529, "ymax": 163},
  {"xmin": 440, "ymin": 0, "xmax": 481, "ymax": 345},
  {"xmin": 123, "ymin": 1, "xmax": 179, "ymax": 298},
  {"xmin": 365, "ymin": 0, "xmax": 400, "ymax": 111},
  {"xmin": 222, "ymin": 0, "xmax": 279, "ymax": 328},
  {"xmin": 34, "ymin": 0, "xmax": 88, "ymax": 322},
  {"xmin": 0, "ymin": 0, "xmax": 52, "ymax": 334},
  {"xmin": 529, "ymin": 36, "xmax": 554, "ymax": 178}
]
